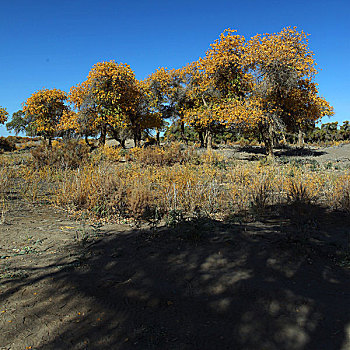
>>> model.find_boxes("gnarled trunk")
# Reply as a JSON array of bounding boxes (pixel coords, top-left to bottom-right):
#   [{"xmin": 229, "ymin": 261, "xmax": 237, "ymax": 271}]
[
  {"xmin": 198, "ymin": 131, "xmax": 205, "ymax": 148},
  {"xmin": 180, "ymin": 121, "xmax": 188, "ymax": 145},
  {"xmin": 297, "ymin": 129, "xmax": 304, "ymax": 148},
  {"xmin": 133, "ymin": 126, "xmax": 141, "ymax": 147},
  {"xmin": 260, "ymin": 123, "xmax": 274, "ymax": 157},
  {"xmin": 84, "ymin": 135, "xmax": 92, "ymax": 147},
  {"xmin": 206, "ymin": 129, "xmax": 212, "ymax": 150},
  {"xmin": 282, "ymin": 132, "xmax": 287, "ymax": 146},
  {"xmin": 99, "ymin": 124, "xmax": 107, "ymax": 146}
]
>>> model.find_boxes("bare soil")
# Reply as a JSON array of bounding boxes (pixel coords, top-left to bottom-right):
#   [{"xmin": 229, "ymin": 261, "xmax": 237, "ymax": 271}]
[
  {"xmin": 220, "ymin": 143, "xmax": 350, "ymax": 167},
  {"xmin": 1, "ymin": 145, "xmax": 350, "ymax": 350}
]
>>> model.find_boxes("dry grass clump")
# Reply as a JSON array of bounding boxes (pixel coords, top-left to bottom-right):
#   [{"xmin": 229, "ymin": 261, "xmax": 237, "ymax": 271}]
[
  {"xmin": 15, "ymin": 167, "xmax": 57, "ymax": 203},
  {"xmin": 130, "ymin": 142, "xmax": 196, "ymax": 166},
  {"xmin": 326, "ymin": 173, "xmax": 350, "ymax": 212},
  {"xmin": 0, "ymin": 164, "xmax": 14, "ymax": 224},
  {"xmin": 285, "ymin": 174, "xmax": 324, "ymax": 204},
  {"xmin": 127, "ymin": 185, "xmax": 157, "ymax": 225},
  {"xmin": 250, "ymin": 176, "xmax": 273, "ymax": 213},
  {"xmin": 0, "ymin": 164, "xmax": 13, "ymax": 199},
  {"xmin": 55, "ymin": 165, "xmax": 120, "ymax": 216},
  {"xmin": 31, "ymin": 140, "xmax": 90, "ymax": 169},
  {"xmin": 227, "ymin": 165, "xmax": 279, "ymax": 214},
  {"xmin": 199, "ymin": 150, "xmax": 226, "ymax": 168},
  {"xmin": 101, "ymin": 145, "xmax": 123, "ymax": 162}
]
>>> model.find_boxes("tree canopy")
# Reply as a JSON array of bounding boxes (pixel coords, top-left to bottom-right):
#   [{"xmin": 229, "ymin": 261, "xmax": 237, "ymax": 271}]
[
  {"xmin": 0, "ymin": 106, "xmax": 9, "ymax": 125},
  {"xmin": 173, "ymin": 27, "xmax": 334, "ymax": 152},
  {"xmin": 64, "ymin": 61, "xmax": 161, "ymax": 146},
  {"xmin": 22, "ymin": 88, "xmax": 68, "ymax": 144}
]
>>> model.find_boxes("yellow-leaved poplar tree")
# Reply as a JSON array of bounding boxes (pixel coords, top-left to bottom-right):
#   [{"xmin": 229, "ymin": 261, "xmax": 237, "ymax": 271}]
[
  {"xmin": 244, "ymin": 27, "xmax": 334, "ymax": 155},
  {"xmin": 22, "ymin": 89, "xmax": 68, "ymax": 146},
  {"xmin": 181, "ymin": 30, "xmax": 253, "ymax": 149},
  {"xmin": 66, "ymin": 61, "xmax": 161, "ymax": 146}
]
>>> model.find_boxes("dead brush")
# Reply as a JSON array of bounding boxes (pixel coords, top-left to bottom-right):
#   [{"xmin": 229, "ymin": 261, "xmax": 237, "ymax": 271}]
[
  {"xmin": 0, "ymin": 137, "xmax": 16, "ymax": 153},
  {"xmin": 330, "ymin": 175, "xmax": 350, "ymax": 213},
  {"xmin": 159, "ymin": 166, "xmax": 212, "ymax": 219},
  {"xmin": 126, "ymin": 184, "xmax": 155, "ymax": 226},
  {"xmin": 108, "ymin": 186, "xmax": 128, "ymax": 218},
  {"xmin": 286, "ymin": 179, "xmax": 313, "ymax": 204},
  {"xmin": 0, "ymin": 165, "xmax": 12, "ymax": 197},
  {"xmin": 101, "ymin": 145, "xmax": 122, "ymax": 162},
  {"xmin": 199, "ymin": 150, "xmax": 225, "ymax": 168},
  {"xmin": 56, "ymin": 165, "xmax": 127, "ymax": 218},
  {"xmin": 202, "ymin": 179, "xmax": 225, "ymax": 217},
  {"xmin": 131, "ymin": 142, "xmax": 194, "ymax": 166},
  {"xmin": 338, "ymin": 186, "xmax": 350, "ymax": 213},
  {"xmin": 250, "ymin": 176, "xmax": 272, "ymax": 214},
  {"xmin": 31, "ymin": 140, "xmax": 89, "ymax": 169},
  {"xmin": 18, "ymin": 168, "xmax": 42, "ymax": 203}
]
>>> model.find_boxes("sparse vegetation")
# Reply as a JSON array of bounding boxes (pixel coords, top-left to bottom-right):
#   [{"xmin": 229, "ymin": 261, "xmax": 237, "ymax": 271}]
[{"xmin": 2, "ymin": 141, "xmax": 349, "ymax": 225}]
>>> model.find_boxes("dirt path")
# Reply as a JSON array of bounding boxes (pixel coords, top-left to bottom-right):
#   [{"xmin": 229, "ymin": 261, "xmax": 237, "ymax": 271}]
[{"xmin": 0, "ymin": 199, "xmax": 349, "ymax": 349}]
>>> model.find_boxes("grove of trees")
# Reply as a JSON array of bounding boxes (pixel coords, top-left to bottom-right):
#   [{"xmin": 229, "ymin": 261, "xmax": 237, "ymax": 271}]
[{"xmin": 3, "ymin": 27, "xmax": 337, "ymax": 155}]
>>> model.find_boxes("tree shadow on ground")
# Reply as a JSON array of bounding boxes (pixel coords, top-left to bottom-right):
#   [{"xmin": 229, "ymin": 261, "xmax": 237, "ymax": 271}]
[
  {"xmin": 237, "ymin": 145, "xmax": 327, "ymax": 158},
  {"xmin": 1, "ymin": 204, "xmax": 349, "ymax": 350},
  {"xmin": 276, "ymin": 148, "xmax": 327, "ymax": 157}
]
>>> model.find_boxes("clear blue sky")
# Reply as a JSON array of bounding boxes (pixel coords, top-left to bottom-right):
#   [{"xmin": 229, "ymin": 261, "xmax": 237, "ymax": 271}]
[{"xmin": 1, "ymin": 0, "xmax": 349, "ymax": 136}]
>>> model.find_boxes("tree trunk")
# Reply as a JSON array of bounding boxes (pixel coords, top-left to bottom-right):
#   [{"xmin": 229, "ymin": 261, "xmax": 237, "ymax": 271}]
[
  {"xmin": 282, "ymin": 132, "xmax": 287, "ymax": 146},
  {"xmin": 180, "ymin": 122, "xmax": 185, "ymax": 140},
  {"xmin": 138, "ymin": 129, "xmax": 142, "ymax": 145},
  {"xmin": 99, "ymin": 124, "xmax": 107, "ymax": 146},
  {"xmin": 48, "ymin": 137, "xmax": 52, "ymax": 149},
  {"xmin": 265, "ymin": 137, "xmax": 274, "ymax": 157},
  {"xmin": 133, "ymin": 127, "xmax": 141, "ymax": 147},
  {"xmin": 206, "ymin": 129, "xmax": 212, "ymax": 150},
  {"xmin": 109, "ymin": 127, "xmax": 127, "ymax": 149},
  {"xmin": 198, "ymin": 131, "xmax": 205, "ymax": 148},
  {"xmin": 297, "ymin": 129, "xmax": 304, "ymax": 148},
  {"xmin": 156, "ymin": 130, "xmax": 160, "ymax": 145},
  {"xmin": 262, "ymin": 123, "xmax": 274, "ymax": 157},
  {"xmin": 84, "ymin": 135, "xmax": 92, "ymax": 147},
  {"xmin": 180, "ymin": 122, "xmax": 188, "ymax": 145}
]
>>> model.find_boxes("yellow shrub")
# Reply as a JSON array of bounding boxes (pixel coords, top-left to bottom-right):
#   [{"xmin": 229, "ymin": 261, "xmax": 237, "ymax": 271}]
[{"xmin": 102, "ymin": 145, "xmax": 122, "ymax": 162}]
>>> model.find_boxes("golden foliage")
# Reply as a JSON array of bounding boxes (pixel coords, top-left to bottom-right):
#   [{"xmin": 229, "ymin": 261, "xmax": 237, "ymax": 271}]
[
  {"xmin": 66, "ymin": 61, "xmax": 162, "ymax": 140},
  {"xmin": 180, "ymin": 26, "xmax": 333, "ymax": 144},
  {"xmin": 0, "ymin": 106, "xmax": 9, "ymax": 125},
  {"xmin": 245, "ymin": 27, "xmax": 317, "ymax": 79},
  {"xmin": 22, "ymin": 89, "xmax": 68, "ymax": 138}
]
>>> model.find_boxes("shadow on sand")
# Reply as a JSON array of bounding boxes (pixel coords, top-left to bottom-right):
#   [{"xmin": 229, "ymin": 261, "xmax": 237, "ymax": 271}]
[
  {"xmin": 1, "ymin": 203, "xmax": 349, "ymax": 350},
  {"xmin": 237, "ymin": 145, "xmax": 327, "ymax": 158}
]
